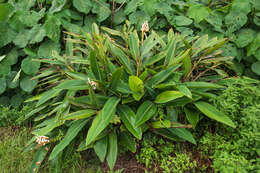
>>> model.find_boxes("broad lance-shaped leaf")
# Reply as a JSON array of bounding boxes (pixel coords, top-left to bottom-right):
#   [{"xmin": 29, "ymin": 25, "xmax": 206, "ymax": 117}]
[
  {"xmin": 90, "ymin": 51, "xmax": 102, "ymax": 81},
  {"xmin": 108, "ymin": 42, "xmax": 133, "ymax": 74},
  {"xmin": 129, "ymin": 75, "xmax": 144, "ymax": 101},
  {"xmin": 129, "ymin": 32, "xmax": 140, "ymax": 61},
  {"xmin": 119, "ymin": 131, "xmax": 136, "ymax": 153},
  {"xmin": 36, "ymin": 89, "xmax": 62, "ymax": 107},
  {"xmin": 117, "ymin": 105, "xmax": 142, "ymax": 139},
  {"xmin": 49, "ymin": 119, "xmax": 89, "ymax": 160},
  {"xmin": 184, "ymin": 108, "xmax": 200, "ymax": 128},
  {"xmin": 63, "ymin": 109, "xmax": 96, "ymax": 120},
  {"xmin": 155, "ymin": 91, "xmax": 184, "ymax": 103},
  {"xmin": 107, "ymin": 131, "xmax": 118, "ymax": 170},
  {"xmin": 110, "ymin": 67, "xmax": 123, "ymax": 91},
  {"xmin": 135, "ymin": 101, "xmax": 157, "ymax": 127},
  {"xmin": 86, "ymin": 97, "xmax": 120, "ymax": 146},
  {"xmin": 168, "ymin": 128, "xmax": 196, "ymax": 144},
  {"xmin": 185, "ymin": 81, "xmax": 224, "ymax": 89},
  {"xmin": 29, "ymin": 146, "xmax": 48, "ymax": 173},
  {"xmin": 94, "ymin": 136, "xmax": 108, "ymax": 162},
  {"xmin": 194, "ymin": 101, "xmax": 236, "ymax": 128},
  {"xmin": 146, "ymin": 64, "xmax": 180, "ymax": 88}
]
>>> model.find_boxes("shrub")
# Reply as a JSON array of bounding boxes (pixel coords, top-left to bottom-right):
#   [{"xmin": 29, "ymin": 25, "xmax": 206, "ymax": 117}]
[
  {"xmin": 136, "ymin": 133, "xmax": 197, "ymax": 173},
  {"xmin": 25, "ymin": 23, "xmax": 235, "ymax": 171}
]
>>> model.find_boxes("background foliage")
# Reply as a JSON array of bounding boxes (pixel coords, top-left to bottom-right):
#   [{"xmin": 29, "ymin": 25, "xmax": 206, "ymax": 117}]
[{"xmin": 0, "ymin": 0, "xmax": 260, "ymax": 105}]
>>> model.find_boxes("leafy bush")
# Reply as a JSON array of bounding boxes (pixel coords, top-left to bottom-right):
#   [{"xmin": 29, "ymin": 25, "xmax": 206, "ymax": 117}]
[
  {"xmin": 197, "ymin": 78, "xmax": 260, "ymax": 172},
  {"xmin": 0, "ymin": 105, "xmax": 32, "ymax": 126},
  {"xmin": 24, "ymin": 23, "xmax": 236, "ymax": 172},
  {"xmin": 0, "ymin": 0, "xmax": 260, "ymax": 103}
]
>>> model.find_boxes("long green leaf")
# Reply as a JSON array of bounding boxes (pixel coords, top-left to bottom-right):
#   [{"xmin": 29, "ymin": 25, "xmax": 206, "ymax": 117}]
[
  {"xmin": 146, "ymin": 64, "xmax": 180, "ymax": 88},
  {"xmin": 129, "ymin": 32, "xmax": 140, "ymax": 61},
  {"xmin": 49, "ymin": 119, "xmax": 89, "ymax": 160},
  {"xmin": 94, "ymin": 136, "xmax": 108, "ymax": 162},
  {"xmin": 108, "ymin": 42, "xmax": 133, "ymax": 74},
  {"xmin": 168, "ymin": 128, "xmax": 196, "ymax": 144},
  {"xmin": 90, "ymin": 51, "xmax": 102, "ymax": 80},
  {"xmin": 36, "ymin": 89, "xmax": 62, "ymax": 107},
  {"xmin": 110, "ymin": 67, "xmax": 123, "ymax": 91},
  {"xmin": 86, "ymin": 97, "xmax": 120, "ymax": 146},
  {"xmin": 107, "ymin": 131, "xmax": 118, "ymax": 170},
  {"xmin": 29, "ymin": 146, "xmax": 48, "ymax": 173},
  {"xmin": 63, "ymin": 109, "xmax": 96, "ymax": 120},
  {"xmin": 184, "ymin": 108, "xmax": 200, "ymax": 128},
  {"xmin": 155, "ymin": 91, "xmax": 184, "ymax": 103},
  {"xmin": 135, "ymin": 101, "xmax": 157, "ymax": 127},
  {"xmin": 185, "ymin": 82, "xmax": 225, "ymax": 89},
  {"xmin": 194, "ymin": 101, "xmax": 236, "ymax": 128},
  {"xmin": 55, "ymin": 80, "xmax": 88, "ymax": 90},
  {"xmin": 119, "ymin": 132, "xmax": 136, "ymax": 153},
  {"xmin": 117, "ymin": 105, "xmax": 142, "ymax": 139}
]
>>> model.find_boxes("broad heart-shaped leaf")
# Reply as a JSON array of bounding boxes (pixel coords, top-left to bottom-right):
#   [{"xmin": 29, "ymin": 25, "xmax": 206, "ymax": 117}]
[
  {"xmin": 63, "ymin": 109, "xmax": 96, "ymax": 120},
  {"xmin": 155, "ymin": 91, "xmax": 184, "ymax": 104},
  {"xmin": 119, "ymin": 131, "xmax": 136, "ymax": 153},
  {"xmin": 49, "ymin": 0, "xmax": 66, "ymax": 14},
  {"xmin": 117, "ymin": 105, "xmax": 142, "ymax": 139},
  {"xmin": 29, "ymin": 146, "xmax": 48, "ymax": 173},
  {"xmin": 168, "ymin": 128, "xmax": 196, "ymax": 144},
  {"xmin": 21, "ymin": 57, "xmax": 40, "ymax": 75},
  {"xmin": 224, "ymin": 11, "xmax": 247, "ymax": 34},
  {"xmin": 94, "ymin": 136, "xmax": 108, "ymax": 162},
  {"xmin": 251, "ymin": 61, "xmax": 260, "ymax": 75},
  {"xmin": 0, "ymin": 61, "xmax": 10, "ymax": 75},
  {"xmin": 20, "ymin": 76, "xmax": 38, "ymax": 93},
  {"xmin": 231, "ymin": 0, "xmax": 251, "ymax": 15},
  {"xmin": 44, "ymin": 15, "xmax": 61, "ymax": 43},
  {"xmin": 0, "ymin": 78, "xmax": 6, "ymax": 95},
  {"xmin": 194, "ymin": 101, "xmax": 236, "ymax": 128},
  {"xmin": 174, "ymin": 15, "xmax": 193, "ymax": 26},
  {"xmin": 135, "ymin": 101, "xmax": 157, "ymax": 127},
  {"xmin": 92, "ymin": 1, "xmax": 111, "ymax": 22},
  {"xmin": 5, "ymin": 48, "xmax": 18, "ymax": 65},
  {"xmin": 73, "ymin": 0, "xmax": 92, "ymax": 14},
  {"xmin": 187, "ymin": 4, "xmax": 209, "ymax": 23},
  {"xmin": 28, "ymin": 24, "xmax": 46, "ymax": 44},
  {"xmin": 184, "ymin": 108, "xmax": 200, "ymax": 128},
  {"xmin": 107, "ymin": 131, "xmax": 117, "ymax": 170},
  {"xmin": 129, "ymin": 76, "xmax": 144, "ymax": 101},
  {"xmin": 110, "ymin": 67, "xmax": 123, "ymax": 91},
  {"xmin": 0, "ymin": 3, "xmax": 13, "ymax": 22},
  {"xmin": 49, "ymin": 119, "xmax": 89, "ymax": 160},
  {"xmin": 234, "ymin": 29, "xmax": 256, "ymax": 48},
  {"xmin": 86, "ymin": 97, "xmax": 120, "ymax": 146}
]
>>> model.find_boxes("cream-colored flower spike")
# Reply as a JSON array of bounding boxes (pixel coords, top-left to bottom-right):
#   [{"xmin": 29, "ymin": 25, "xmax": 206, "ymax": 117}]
[
  {"xmin": 88, "ymin": 78, "xmax": 97, "ymax": 90},
  {"xmin": 141, "ymin": 21, "xmax": 149, "ymax": 32},
  {"xmin": 36, "ymin": 136, "xmax": 49, "ymax": 146}
]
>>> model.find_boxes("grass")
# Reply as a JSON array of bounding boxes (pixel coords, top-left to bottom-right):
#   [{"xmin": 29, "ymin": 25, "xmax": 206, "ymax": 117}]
[{"xmin": 0, "ymin": 127, "xmax": 34, "ymax": 173}]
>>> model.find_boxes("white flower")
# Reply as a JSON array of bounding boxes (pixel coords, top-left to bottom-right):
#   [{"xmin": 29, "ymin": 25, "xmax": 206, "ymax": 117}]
[
  {"xmin": 36, "ymin": 136, "xmax": 49, "ymax": 146},
  {"xmin": 141, "ymin": 21, "xmax": 149, "ymax": 32},
  {"xmin": 88, "ymin": 78, "xmax": 97, "ymax": 90}
]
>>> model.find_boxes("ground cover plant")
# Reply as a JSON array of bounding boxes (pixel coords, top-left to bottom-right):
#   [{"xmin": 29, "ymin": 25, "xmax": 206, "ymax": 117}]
[{"xmin": 22, "ymin": 22, "xmax": 238, "ymax": 172}]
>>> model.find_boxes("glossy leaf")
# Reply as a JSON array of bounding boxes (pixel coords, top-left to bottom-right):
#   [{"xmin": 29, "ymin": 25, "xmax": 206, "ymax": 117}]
[
  {"xmin": 110, "ymin": 67, "xmax": 123, "ymax": 91},
  {"xmin": 135, "ymin": 101, "xmax": 157, "ymax": 127},
  {"xmin": 155, "ymin": 91, "xmax": 184, "ymax": 103},
  {"xmin": 119, "ymin": 131, "xmax": 136, "ymax": 153},
  {"xmin": 63, "ymin": 109, "xmax": 96, "ymax": 120},
  {"xmin": 184, "ymin": 108, "xmax": 200, "ymax": 128},
  {"xmin": 94, "ymin": 136, "xmax": 108, "ymax": 162},
  {"xmin": 194, "ymin": 101, "xmax": 236, "ymax": 128},
  {"xmin": 49, "ymin": 119, "xmax": 89, "ymax": 160},
  {"xmin": 106, "ymin": 131, "xmax": 117, "ymax": 170},
  {"xmin": 86, "ymin": 97, "xmax": 120, "ymax": 146},
  {"xmin": 29, "ymin": 146, "xmax": 48, "ymax": 173},
  {"xmin": 117, "ymin": 105, "xmax": 142, "ymax": 139}
]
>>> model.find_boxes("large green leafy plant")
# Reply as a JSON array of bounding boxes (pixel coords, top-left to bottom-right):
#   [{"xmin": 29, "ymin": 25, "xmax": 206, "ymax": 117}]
[{"xmin": 25, "ymin": 23, "xmax": 236, "ymax": 171}]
